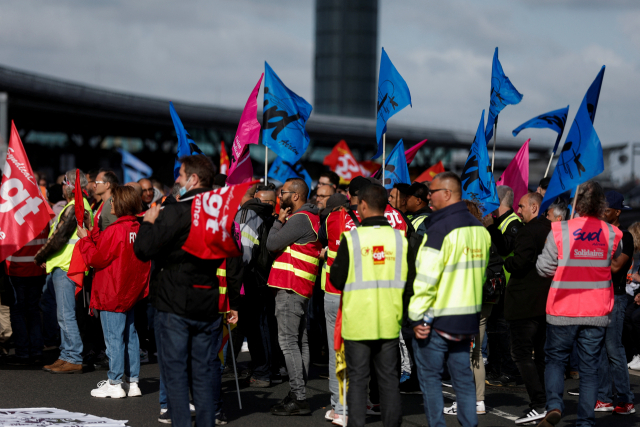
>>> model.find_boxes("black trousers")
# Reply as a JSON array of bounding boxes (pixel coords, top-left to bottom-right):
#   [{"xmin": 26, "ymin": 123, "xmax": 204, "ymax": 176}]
[
  {"xmin": 487, "ymin": 298, "xmax": 518, "ymax": 376},
  {"xmin": 508, "ymin": 316, "xmax": 546, "ymax": 408},
  {"xmin": 345, "ymin": 338, "xmax": 402, "ymax": 427}
]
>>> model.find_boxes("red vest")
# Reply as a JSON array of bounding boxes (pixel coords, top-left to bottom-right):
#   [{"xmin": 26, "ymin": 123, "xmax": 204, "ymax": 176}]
[
  {"xmin": 5, "ymin": 226, "xmax": 49, "ymax": 277},
  {"xmin": 268, "ymin": 211, "xmax": 322, "ymax": 298},
  {"xmin": 547, "ymin": 217, "xmax": 622, "ymax": 319},
  {"xmin": 217, "ymin": 261, "xmax": 230, "ymax": 314}
]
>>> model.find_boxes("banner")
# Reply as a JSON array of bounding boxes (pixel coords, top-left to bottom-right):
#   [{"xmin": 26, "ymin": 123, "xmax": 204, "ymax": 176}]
[
  {"xmin": 382, "ymin": 139, "xmax": 410, "ymax": 190},
  {"xmin": 496, "ymin": 139, "xmax": 530, "ymax": 213},
  {"xmin": 541, "ymin": 66, "xmax": 606, "ymax": 215},
  {"xmin": 268, "ymin": 157, "xmax": 312, "ymax": 195},
  {"xmin": 323, "ymin": 140, "xmax": 362, "ymax": 182},
  {"xmin": 0, "ymin": 122, "xmax": 54, "ymax": 262},
  {"xmin": 182, "ymin": 180, "xmax": 259, "ymax": 260},
  {"xmin": 415, "ymin": 160, "xmax": 445, "ymax": 182},
  {"xmin": 404, "ymin": 139, "xmax": 428, "ymax": 165},
  {"xmin": 262, "ymin": 62, "xmax": 312, "ymax": 164},
  {"xmin": 461, "ymin": 110, "xmax": 500, "ymax": 214},
  {"xmin": 512, "ymin": 106, "xmax": 569, "ymax": 153},
  {"xmin": 0, "ymin": 408, "xmax": 127, "ymax": 427},
  {"xmin": 170, "ymin": 102, "xmax": 204, "ymax": 180},
  {"xmin": 486, "ymin": 47, "xmax": 523, "ymax": 141},
  {"xmin": 220, "ymin": 142, "xmax": 229, "ymax": 175},
  {"xmin": 374, "ymin": 48, "xmax": 412, "ymax": 159},
  {"xmin": 117, "ymin": 148, "xmax": 152, "ymax": 183}
]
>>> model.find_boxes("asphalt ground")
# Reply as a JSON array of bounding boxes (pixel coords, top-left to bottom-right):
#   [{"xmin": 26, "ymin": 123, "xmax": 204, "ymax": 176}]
[{"xmin": 1, "ymin": 349, "xmax": 639, "ymax": 427}]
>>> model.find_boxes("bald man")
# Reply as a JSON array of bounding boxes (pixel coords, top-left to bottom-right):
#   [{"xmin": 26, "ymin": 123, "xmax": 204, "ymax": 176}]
[{"xmin": 139, "ymin": 178, "xmax": 154, "ymax": 208}]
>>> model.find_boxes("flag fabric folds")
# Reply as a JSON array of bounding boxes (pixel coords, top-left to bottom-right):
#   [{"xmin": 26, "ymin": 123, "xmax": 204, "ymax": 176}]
[
  {"xmin": 404, "ymin": 139, "xmax": 428, "ymax": 165},
  {"xmin": 262, "ymin": 62, "xmax": 312, "ymax": 165},
  {"xmin": 323, "ymin": 140, "xmax": 363, "ymax": 182},
  {"xmin": 512, "ymin": 106, "xmax": 569, "ymax": 153},
  {"xmin": 220, "ymin": 142, "xmax": 230, "ymax": 175},
  {"xmin": 486, "ymin": 47, "xmax": 523, "ymax": 141},
  {"xmin": 382, "ymin": 139, "xmax": 411, "ymax": 190},
  {"xmin": 117, "ymin": 148, "xmax": 153, "ymax": 184},
  {"xmin": 170, "ymin": 102, "xmax": 205, "ymax": 180},
  {"xmin": 0, "ymin": 122, "xmax": 54, "ymax": 262},
  {"xmin": 415, "ymin": 160, "xmax": 445, "ymax": 183},
  {"xmin": 374, "ymin": 48, "xmax": 412, "ymax": 159},
  {"xmin": 73, "ymin": 169, "xmax": 84, "ymax": 229},
  {"xmin": 461, "ymin": 110, "xmax": 500, "ymax": 214},
  {"xmin": 268, "ymin": 157, "xmax": 312, "ymax": 196},
  {"xmin": 541, "ymin": 66, "xmax": 606, "ymax": 215},
  {"xmin": 496, "ymin": 139, "xmax": 530, "ymax": 213}
]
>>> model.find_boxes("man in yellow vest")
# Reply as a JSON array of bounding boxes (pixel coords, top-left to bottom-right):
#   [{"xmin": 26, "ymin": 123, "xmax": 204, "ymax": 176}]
[
  {"xmin": 408, "ymin": 172, "xmax": 491, "ymax": 427},
  {"xmin": 35, "ymin": 169, "xmax": 93, "ymax": 374},
  {"xmin": 330, "ymin": 184, "xmax": 412, "ymax": 427}
]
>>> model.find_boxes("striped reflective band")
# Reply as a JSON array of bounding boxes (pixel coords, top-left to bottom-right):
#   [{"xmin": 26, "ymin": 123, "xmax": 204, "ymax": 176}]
[
  {"xmin": 272, "ymin": 261, "xmax": 316, "ymax": 282},
  {"xmin": 217, "ymin": 268, "xmax": 226, "ymax": 277},
  {"xmin": 219, "ymin": 286, "xmax": 227, "ymax": 294},
  {"xmin": 443, "ymin": 260, "xmax": 485, "ymax": 273},
  {"xmin": 433, "ymin": 304, "xmax": 482, "ymax": 317},
  {"xmin": 284, "ymin": 247, "xmax": 319, "ymax": 266},
  {"xmin": 241, "ymin": 231, "xmax": 259, "ymax": 246},
  {"xmin": 551, "ymin": 280, "xmax": 612, "ymax": 289},
  {"xmin": 327, "ymin": 249, "xmax": 338, "ymax": 259},
  {"xmin": 345, "ymin": 280, "xmax": 405, "ymax": 292},
  {"xmin": 350, "ymin": 227, "xmax": 403, "ymax": 286},
  {"xmin": 26, "ymin": 239, "xmax": 47, "ymax": 246},
  {"xmin": 7, "ymin": 256, "xmax": 35, "ymax": 262},
  {"xmin": 562, "ymin": 259, "xmax": 611, "ymax": 267},
  {"xmin": 68, "ymin": 239, "xmax": 79, "ymax": 244},
  {"xmin": 498, "ymin": 213, "xmax": 519, "ymax": 233},
  {"xmin": 416, "ymin": 273, "xmax": 438, "ymax": 286}
]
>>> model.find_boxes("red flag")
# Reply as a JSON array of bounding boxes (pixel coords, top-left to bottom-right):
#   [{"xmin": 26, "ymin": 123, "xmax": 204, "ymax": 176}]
[
  {"xmin": 74, "ymin": 169, "xmax": 84, "ymax": 228},
  {"xmin": 415, "ymin": 160, "xmax": 445, "ymax": 182},
  {"xmin": 357, "ymin": 161, "xmax": 380, "ymax": 178},
  {"xmin": 0, "ymin": 122, "xmax": 54, "ymax": 262},
  {"xmin": 323, "ymin": 140, "xmax": 362, "ymax": 182},
  {"xmin": 182, "ymin": 180, "xmax": 259, "ymax": 259},
  {"xmin": 404, "ymin": 139, "xmax": 428, "ymax": 165},
  {"xmin": 220, "ymin": 142, "xmax": 230, "ymax": 175}
]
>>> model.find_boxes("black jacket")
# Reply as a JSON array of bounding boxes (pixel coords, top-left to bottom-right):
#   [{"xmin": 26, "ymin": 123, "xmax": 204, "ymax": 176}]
[
  {"xmin": 503, "ymin": 216, "xmax": 553, "ymax": 320},
  {"xmin": 133, "ymin": 187, "xmax": 241, "ymax": 321},
  {"xmin": 487, "ymin": 209, "xmax": 522, "ymax": 257}
]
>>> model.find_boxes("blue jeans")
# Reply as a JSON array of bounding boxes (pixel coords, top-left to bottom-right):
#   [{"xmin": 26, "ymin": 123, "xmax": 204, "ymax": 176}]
[
  {"xmin": 40, "ymin": 274, "xmax": 59, "ymax": 346},
  {"xmin": 545, "ymin": 324, "xmax": 605, "ymax": 427},
  {"xmin": 98, "ymin": 309, "xmax": 140, "ymax": 385},
  {"xmin": 413, "ymin": 332, "xmax": 477, "ymax": 427},
  {"xmin": 156, "ymin": 311, "xmax": 222, "ymax": 427},
  {"xmin": 51, "ymin": 268, "xmax": 82, "ymax": 364},
  {"xmin": 9, "ymin": 275, "xmax": 45, "ymax": 358},
  {"xmin": 598, "ymin": 295, "xmax": 634, "ymax": 403}
]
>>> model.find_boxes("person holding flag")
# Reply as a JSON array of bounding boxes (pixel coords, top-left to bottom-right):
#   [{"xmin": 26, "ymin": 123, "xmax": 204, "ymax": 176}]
[
  {"xmin": 35, "ymin": 169, "xmax": 93, "ymax": 374},
  {"xmin": 329, "ymin": 184, "xmax": 411, "ymax": 427}
]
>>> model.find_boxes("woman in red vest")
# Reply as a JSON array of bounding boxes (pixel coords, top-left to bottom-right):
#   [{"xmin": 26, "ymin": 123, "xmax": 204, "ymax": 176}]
[{"xmin": 76, "ymin": 186, "xmax": 151, "ymax": 399}]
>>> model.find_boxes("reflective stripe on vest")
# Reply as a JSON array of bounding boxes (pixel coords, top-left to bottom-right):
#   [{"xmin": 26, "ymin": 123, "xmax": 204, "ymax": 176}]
[
  {"xmin": 217, "ymin": 263, "xmax": 229, "ymax": 314},
  {"xmin": 46, "ymin": 199, "xmax": 93, "ymax": 273},
  {"xmin": 341, "ymin": 226, "xmax": 407, "ymax": 340},
  {"xmin": 411, "ymin": 215, "xmax": 427, "ymax": 230},
  {"xmin": 498, "ymin": 212, "xmax": 520, "ymax": 284}
]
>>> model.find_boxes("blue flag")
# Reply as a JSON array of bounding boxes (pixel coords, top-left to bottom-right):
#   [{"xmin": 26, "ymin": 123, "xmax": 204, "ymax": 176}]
[
  {"xmin": 262, "ymin": 62, "xmax": 313, "ymax": 165},
  {"xmin": 118, "ymin": 148, "xmax": 153, "ymax": 184},
  {"xmin": 512, "ymin": 106, "xmax": 570, "ymax": 153},
  {"xmin": 382, "ymin": 139, "xmax": 411, "ymax": 190},
  {"xmin": 461, "ymin": 110, "xmax": 500, "ymax": 214},
  {"xmin": 540, "ymin": 66, "xmax": 606, "ymax": 215},
  {"xmin": 170, "ymin": 102, "xmax": 204, "ymax": 180},
  {"xmin": 268, "ymin": 157, "xmax": 312, "ymax": 197},
  {"xmin": 486, "ymin": 47, "xmax": 523, "ymax": 141},
  {"xmin": 374, "ymin": 48, "xmax": 412, "ymax": 159}
]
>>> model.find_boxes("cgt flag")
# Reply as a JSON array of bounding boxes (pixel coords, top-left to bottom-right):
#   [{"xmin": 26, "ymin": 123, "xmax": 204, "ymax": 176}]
[
  {"xmin": 414, "ymin": 160, "xmax": 445, "ymax": 183},
  {"xmin": 220, "ymin": 142, "xmax": 230, "ymax": 175},
  {"xmin": 496, "ymin": 139, "xmax": 530, "ymax": 213},
  {"xmin": 541, "ymin": 66, "xmax": 606, "ymax": 215},
  {"xmin": 382, "ymin": 139, "xmax": 411, "ymax": 190},
  {"xmin": 118, "ymin": 148, "xmax": 153, "ymax": 183},
  {"xmin": 374, "ymin": 48, "xmax": 412, "ymax": 160},
  {"xmin": 462, "ymin": 110, "xmax": 500, "ymax": 214},
  {"xmin": 512, "ymin": 106, "xmax": 569, "ymax": 154},
  {"xmin": 0, "ymin": 122, "xmax": 54, "ymax": 262},
  {"xmin": 323, "ymin": 140, "xmax": 362, "ymax": 182},
  {"xmin": 268, "ymin": 157, "xmax": 312, "ymax": 196},
  {"xmin": 182, "ymin": 180, "xmax": 260, "ymax": 260},
  {"xmin": 171, "ymin": 102, "xmax": 205, "ymax": 180},
  {"xmin": 262, "ymin": 62, "xmax": 312, "ymax": 165},
  {"xmin": 486, "ymin": 47, "xmax": 523, "ymax": 141}
]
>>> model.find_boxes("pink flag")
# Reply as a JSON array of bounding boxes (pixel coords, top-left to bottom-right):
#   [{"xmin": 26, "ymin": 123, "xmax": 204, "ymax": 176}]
[
  {"xmin": 496, "ymin": 139, "xmax": 530, "ymax": 213},
  {"xmin": 404, "ymin": 139, "xmax": 427, "ymax": 165},
  {"xmin": 227, "ymin": 74, "xmax": 263, "ymax": 184}
]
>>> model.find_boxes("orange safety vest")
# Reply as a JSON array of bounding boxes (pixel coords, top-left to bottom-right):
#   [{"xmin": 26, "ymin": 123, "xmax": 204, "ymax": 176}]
[
  {"xmin": 268, "ymin": 211, "xmax": 322, "ymax": 298},
  {"xmin": 547, "ymin": 216, "xmax": 622, "ymax": 320},
  {"xmin": 217, "ymin": 261, "xmax": 230, "ymax": 314}
]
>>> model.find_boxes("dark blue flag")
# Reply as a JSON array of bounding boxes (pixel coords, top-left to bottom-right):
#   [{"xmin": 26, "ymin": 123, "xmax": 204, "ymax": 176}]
[
  {"xmin": 374, "ymin": 48, "xmax": 412, "ymax": 159},
  {"xmin": 486, "ymin": 47, "xmax": 523, "ymax": 141},
  {"xmin": 268, "ymin": 157, "xmax": 312, "ymax": 197},
  {"xmin": 262, "ymin": 62, "xmax": 313, "ymax": 165},
  {"xmin": 461, "ymin": 110, "xmax": 500, "ymax": 214},
  {"xmin": 512, "ymin": 106, "xmax": 569, "ymax": 153},
  {"xmin": 170, "ymin": 102, "xmax": 204, "ymax": 180},
  {"xmin": 540, "ymin": 66, "xmax": 606, "ymax": 215},
  {"xmin": 382, "ymin": 139, "xmax": 411, "ymax": 190}
]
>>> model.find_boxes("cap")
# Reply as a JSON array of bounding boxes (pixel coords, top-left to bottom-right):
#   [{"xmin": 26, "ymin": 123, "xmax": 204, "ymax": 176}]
[
  {"xmin": 538, "ymin": 177, "xmax": 550, "ymax": 190},
  {"xmin": 393, "ymin": 183, "xmax": 411, "ymax": 196},
  {"xmin": 321, "ymin": 193, "xmax": 349, "ymax": 216},
  {"xmin": 605, "ymin": 191, "xmax": 631, "ymax": 211},
  {"xmin": 349, "ymin": 176, "xmax": 371, "ymax": 197},
  {"xmin": 408, "ymin": 182, "xmax": 429, "ymax": 202}
]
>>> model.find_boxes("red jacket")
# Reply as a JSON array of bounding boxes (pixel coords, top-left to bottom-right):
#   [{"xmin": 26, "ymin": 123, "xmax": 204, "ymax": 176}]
[{"xmin": 78, "ymin": 215, "xmax": 151, "ymax": 312}]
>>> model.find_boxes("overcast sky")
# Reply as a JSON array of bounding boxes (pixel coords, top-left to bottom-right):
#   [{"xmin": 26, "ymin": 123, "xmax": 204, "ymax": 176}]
[{"xmin": 0, "ymin": 0, "xmax": 639, "ymax": 147}]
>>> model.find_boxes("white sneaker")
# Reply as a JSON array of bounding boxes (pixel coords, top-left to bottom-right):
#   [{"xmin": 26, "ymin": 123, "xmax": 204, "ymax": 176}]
[
  {"xmin": 629, "ymin": 357, "xmax": 640, "ymax": 371},
  {"xmin": 476, "ymin": 401, "xmax": 486, "ymax": 415},
  {"xmin": 331, "ymin": 413, "xmax": 348, "ymax": 426},
  {"xmin": 325, "ymin": 409, "xmax": 335, "ymax": 421},
  {"xmin": 515, "ymin": 409, "xmax": 547, "ymax": 425},
  {"xmin": 91, "ymin": 380, "xmax": 126, "ymax": 398},
  {"xmin": 240, "ymin": 341, "xmax": 249, "ymax": 353},
  {"xmin": 444, "ymin": 401, "xmax": 485, "ymax": 415},
  {"xmin": 628, "ymin": 354, "xmax": 640, "ymax": 368},
  {"xmin": 122, "ymin": 380, "xmax": 142, "ymax": 397},
  {"xmin": 190, "ymin": 403, "xmax": 196, "ymax": 414}
]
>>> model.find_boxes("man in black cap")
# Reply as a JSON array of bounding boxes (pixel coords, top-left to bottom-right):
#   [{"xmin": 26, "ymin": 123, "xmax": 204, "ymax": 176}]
[
  {"xmin": 389, "ymin": 183, "xmax": 410, "ymax": 213},
  {"xmin": 405, "ymin": 182, "xmax": 431, "ymax": 229}
]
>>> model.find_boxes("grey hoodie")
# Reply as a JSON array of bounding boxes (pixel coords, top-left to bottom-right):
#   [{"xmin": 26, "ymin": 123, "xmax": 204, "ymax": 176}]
[{"xmin": 267, "ymin": 203, "xmax": 319, "ymax": 252}]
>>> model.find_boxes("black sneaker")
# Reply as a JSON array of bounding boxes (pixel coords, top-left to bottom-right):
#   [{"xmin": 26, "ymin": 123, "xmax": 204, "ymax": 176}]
[
  {"xmin": 515, "ymin": 409, "xmax": 547, "ymax": 425},
  {"xmin": 567, "ymin": 388, "xmax": 579, "ymax": 396},
  {"xmin": 486, "ymin": 373, "xmax": 518, "ymax": 387},
  {"xmin": 158, "ymin": 410, "xmax": 171, "ymax": 424},
  {"xmin": 270, "ymin": 395, "xmax": 311, "ymax": 416},
  {"xmin": 399, "ymin": 379, "xmax": 422, "ymax": 394},
  {"xmin": 215, "ymin": 411, "xmax": 228, "ymax": 425},
  {"xmin": 271, "ymin": 374, "xmax": 284, "ymax": 384}
]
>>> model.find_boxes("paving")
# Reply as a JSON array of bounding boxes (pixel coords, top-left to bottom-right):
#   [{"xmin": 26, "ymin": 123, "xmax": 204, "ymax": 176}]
[{"xmin": 1, "ymin": 349, "xmax": 639, "ymax": 427}]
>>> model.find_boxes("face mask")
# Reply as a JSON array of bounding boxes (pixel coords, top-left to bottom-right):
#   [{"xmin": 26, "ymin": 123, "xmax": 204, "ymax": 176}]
[{"xmin": 179, "ymin": 177, "xmax": 193, "ymax": 197}]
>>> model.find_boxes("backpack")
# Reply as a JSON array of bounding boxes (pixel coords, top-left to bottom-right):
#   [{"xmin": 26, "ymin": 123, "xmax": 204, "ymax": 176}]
[{"xmin": 483, "ymin": 243, "xmax": 506, "ymax": 304}]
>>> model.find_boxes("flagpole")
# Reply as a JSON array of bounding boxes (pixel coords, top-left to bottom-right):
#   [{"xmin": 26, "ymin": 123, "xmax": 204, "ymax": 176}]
[
  {"xmin": 382, "ymin": 133, "xmax": 386, "ymax": 184},
  {"xmin": 544, "ymin": 152, "xmax": 554, "ymax": 178},
  {"xmin": 264, "ymin": 148, "xmax": 268, "ymax": 184},
  {"xmin": 226, "ymin": 323, "xmax": 243, "ymax": 409},
  {"xmin": 491, "ymin": 116, "xmax": 498, "ymax": 173},
  {"xmin": 570, "ymin": 184, "xmax": 580, "ymax": 220},
  {"xmin": 343, "ymin": 375, "xmax": 347, "ymax": 426}
]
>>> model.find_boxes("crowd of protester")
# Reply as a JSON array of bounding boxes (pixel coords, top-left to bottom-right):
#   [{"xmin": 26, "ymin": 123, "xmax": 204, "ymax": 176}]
[{"xmin": 0, "ymin": 156, "xmax": 639, "ymax": 427}]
